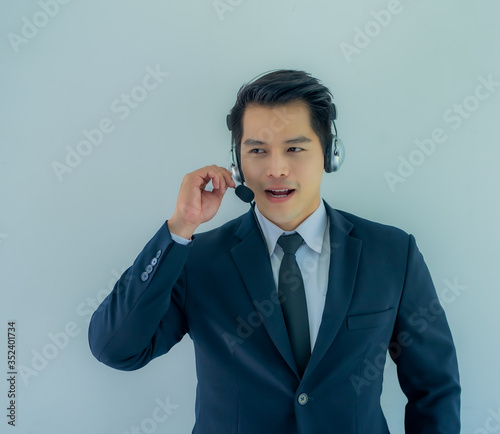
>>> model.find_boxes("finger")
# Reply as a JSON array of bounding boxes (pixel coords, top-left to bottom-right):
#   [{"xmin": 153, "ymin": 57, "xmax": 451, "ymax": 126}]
[
  {"xmin": 215, "ymin": 167, "xmax": 229, "ymax": 190},
  {"xmin": 221, "ymin": 168, "xmax": 236, "ymax": 188},
  {"xmin": 199, "ymin": 167, "xmax": 234, "ymax": 190},
  {"xmin": 213, "ymin": 185, "xmax": 225, "ymax": 198},
  {"xmin": 220, "ymin": 174, "xmax": 228, "ymax": 190},
  {"xmin": 199, "ymin": 167, "xmax": 219, "ymax": 189},
  {"xmin": 212, "ymin": 169, "xmax": 228, "ymax": 191}
]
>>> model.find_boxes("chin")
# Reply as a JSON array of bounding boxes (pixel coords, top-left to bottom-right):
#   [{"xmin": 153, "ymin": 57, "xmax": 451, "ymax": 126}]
[{"xmin": 267, "ymin": 209, "xmax": 298, "ymax": 228}]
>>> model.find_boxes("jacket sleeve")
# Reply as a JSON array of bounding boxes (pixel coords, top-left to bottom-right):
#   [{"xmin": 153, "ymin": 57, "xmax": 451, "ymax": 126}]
[
  {"xmin": 390, "ymin": 234, "xmax": 461, "ymax": 433},
  {"xmin": 88, "ymin": 220, "xmax": 193, "ymax": 371}
]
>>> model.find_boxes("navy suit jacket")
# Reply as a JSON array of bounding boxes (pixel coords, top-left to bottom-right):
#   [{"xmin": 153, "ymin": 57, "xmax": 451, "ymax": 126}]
[{"xmin": 88, "ymin": 199, "xmax": 460, "ymax": 433}]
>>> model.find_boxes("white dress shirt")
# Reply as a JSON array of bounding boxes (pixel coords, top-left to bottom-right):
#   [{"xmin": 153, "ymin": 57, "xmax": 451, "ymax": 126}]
[
  {"xmin": 169, "ymin": 200, "xmax": 331, "ymax": 352},
  {"xmin": 253, "ymin": 201, "xmax": 330, "ymax": 352}
]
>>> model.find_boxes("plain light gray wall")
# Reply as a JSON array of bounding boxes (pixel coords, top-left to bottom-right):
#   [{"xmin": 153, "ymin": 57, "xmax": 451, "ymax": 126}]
[{"xmin": 1, "ymin": 0, "xmax": 499, "ymax": 432}]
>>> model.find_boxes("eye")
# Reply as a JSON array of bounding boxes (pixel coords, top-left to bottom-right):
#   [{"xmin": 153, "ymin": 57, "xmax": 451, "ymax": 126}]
[
  {"xmin": 250, "ymin": 148, "xmax": 264, "ymax": 154},
  {"xmin": 288, "ymin": 147, "xmax": 303, "ymax": 152}
]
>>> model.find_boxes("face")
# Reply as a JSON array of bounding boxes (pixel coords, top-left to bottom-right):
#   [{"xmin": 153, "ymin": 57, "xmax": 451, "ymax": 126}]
[{"xmin": 240, "ymin": 101, "xmax": 325, "ymax": 231}]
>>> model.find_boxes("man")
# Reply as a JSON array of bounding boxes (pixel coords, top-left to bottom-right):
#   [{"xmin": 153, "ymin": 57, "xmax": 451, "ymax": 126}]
[{"xmin": 88, "ymin": 70, "xmax": 460, "ymax": 433}]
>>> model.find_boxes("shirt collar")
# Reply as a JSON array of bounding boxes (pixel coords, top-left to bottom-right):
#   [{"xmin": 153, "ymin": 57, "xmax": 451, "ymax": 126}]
[{"xmin": 254, "ymin": 200, "xmax": 328, "ymax": 257}]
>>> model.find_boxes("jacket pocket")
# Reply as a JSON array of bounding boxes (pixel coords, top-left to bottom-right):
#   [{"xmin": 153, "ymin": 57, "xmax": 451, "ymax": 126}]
[{"xmin": 346, "ymin": 308, "xmax": 394, "ymax": 330}]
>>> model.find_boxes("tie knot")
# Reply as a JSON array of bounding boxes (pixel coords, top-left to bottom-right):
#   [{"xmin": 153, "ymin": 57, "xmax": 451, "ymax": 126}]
[{"xmin": 277, "ymin": 233, "xmax": 303, "ymax": 255}]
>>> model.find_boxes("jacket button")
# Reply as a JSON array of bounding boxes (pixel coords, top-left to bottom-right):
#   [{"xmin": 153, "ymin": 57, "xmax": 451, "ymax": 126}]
[
  {"xmin": 140, "ymin": 272, "xmax": 149, "ymax": 281},
  {"xmin": 297, "ymin": 393, "xmax": 308, "ymax": 405},
  {"xmin": 156, "ymin": 250, "xmax": 162, "ymax": 259},
  {"xmin": 151, "ymin": 257, "xmax": 158, "ymax": 266},
  {"xmin": 146, "ymin": 264, "xmax": 153, "ymax": 273}
]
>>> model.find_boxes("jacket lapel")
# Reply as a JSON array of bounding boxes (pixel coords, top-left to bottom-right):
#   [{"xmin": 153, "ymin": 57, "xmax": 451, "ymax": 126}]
[
  {"xmin": 230, "ymin": 200, "xmax": 362, "ymax": 380},
  {"xmin": 302, "ymin": 200, "xmax": 362, "ymax": 378},
  {"xmin": 231, "ymin": 209, "xmax": 299, "ymax": 376}
]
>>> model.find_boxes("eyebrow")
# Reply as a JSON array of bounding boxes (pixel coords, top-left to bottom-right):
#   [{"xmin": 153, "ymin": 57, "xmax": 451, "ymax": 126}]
[{"xmin": 242, "ymin": 136, "xmax": 313, "ymax": 146}]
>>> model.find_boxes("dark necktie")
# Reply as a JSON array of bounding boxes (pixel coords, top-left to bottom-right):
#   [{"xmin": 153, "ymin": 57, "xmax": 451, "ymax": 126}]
[{"xmin": 277, "ymin": 233, "xmax": 311, "ymax": 377}]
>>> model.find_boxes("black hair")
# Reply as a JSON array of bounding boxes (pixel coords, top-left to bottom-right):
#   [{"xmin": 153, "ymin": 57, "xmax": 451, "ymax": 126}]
[{"xmin": 227, "ymin": 69, "xmax": 335, "ymax": 168}]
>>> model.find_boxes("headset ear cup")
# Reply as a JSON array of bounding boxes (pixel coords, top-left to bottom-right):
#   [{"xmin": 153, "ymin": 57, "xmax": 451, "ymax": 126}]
[
  {"xmin": 227, "ymin": 113, "xmax": 245, "ymax": 183},
  {"xmin": 325, "ymin": 109, "xmax": 345, "ymax": 172},
  {"xmin": 330, "ymin": 136, "xmax": 345, "ymax": 172},
  {"xmin": 231, "ymin": 162, "xmax": 243, "ymax": 184},
  {"xmin": 229, "ymin": 144, "xmax": 244, "ymax": 183}
]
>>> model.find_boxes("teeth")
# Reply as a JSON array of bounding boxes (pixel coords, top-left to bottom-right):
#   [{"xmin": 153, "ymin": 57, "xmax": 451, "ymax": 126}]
[{"xmin": 268, "ymin": 189, "xmax": 292, "ymax": 198}]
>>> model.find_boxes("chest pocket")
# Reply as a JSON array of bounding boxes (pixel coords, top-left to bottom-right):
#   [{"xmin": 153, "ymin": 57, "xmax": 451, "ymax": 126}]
[{"xmin": 346, "ymin": 308, "xmax": 394, "ymax": 330}]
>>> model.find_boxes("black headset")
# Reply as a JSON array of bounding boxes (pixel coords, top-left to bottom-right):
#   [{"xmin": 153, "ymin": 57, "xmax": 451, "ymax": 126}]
[{"xmin": 226, "ymin": 101, "xmax": 345, "ymax": 203}]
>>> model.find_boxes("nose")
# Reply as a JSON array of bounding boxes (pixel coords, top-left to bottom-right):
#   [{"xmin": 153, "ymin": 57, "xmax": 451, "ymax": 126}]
[{"xmin": 266, "ymin": 150, "xmax": 289, "ymax": 178}]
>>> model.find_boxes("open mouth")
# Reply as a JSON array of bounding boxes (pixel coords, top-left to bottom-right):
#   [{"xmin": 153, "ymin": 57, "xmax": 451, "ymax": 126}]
[{"xmin": 265, "ymin": 189, "xmax": 295, "ymax": 198}]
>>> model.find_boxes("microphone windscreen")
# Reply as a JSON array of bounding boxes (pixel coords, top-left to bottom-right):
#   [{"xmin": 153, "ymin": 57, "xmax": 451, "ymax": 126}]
[{"xmin": 235, "ymin": 185, "xmax": 255, "ymax": 203}]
